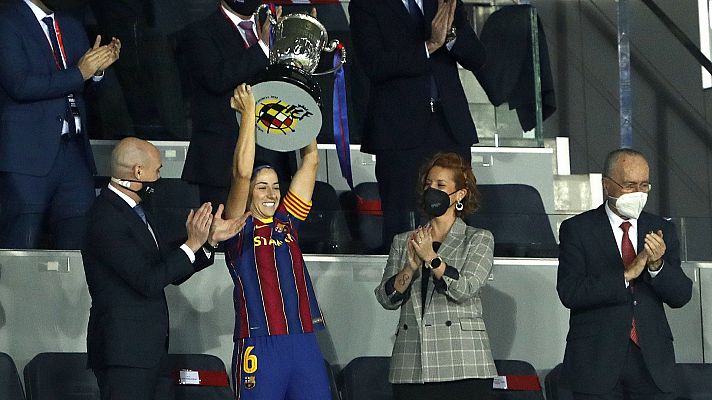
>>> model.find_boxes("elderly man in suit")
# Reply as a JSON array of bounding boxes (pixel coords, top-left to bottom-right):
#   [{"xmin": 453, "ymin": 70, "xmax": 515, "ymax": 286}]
[
  {"xmin": 557, "ymin": 148, "xmax": 692, "ymax": 399},
  {"xmin": 0, "ymin": 0, "xmax": 120, "ymax": 249},
  {"xmin": 82, "ymin": 137, "xmax": 247, "ymax": 400},
  {"xmin": 349, "ymin": 0, "xmax": 486, "ymax": 251},
  {"xmin": 179, "ymin": 0, "xmax": 294, "ymax": 208}
]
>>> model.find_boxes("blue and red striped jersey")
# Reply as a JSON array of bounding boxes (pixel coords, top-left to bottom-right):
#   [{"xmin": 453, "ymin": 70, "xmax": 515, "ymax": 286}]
[{"xmin": 225, "ymin": 191, "xmax": 325, "ymax": 339}]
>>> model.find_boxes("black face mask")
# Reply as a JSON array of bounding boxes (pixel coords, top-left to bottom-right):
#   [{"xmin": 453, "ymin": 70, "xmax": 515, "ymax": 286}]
[
  {"xmin": 113, "ymin": 177, "xmax": 161, "ymax": 203},
  {"xmin": 224, "ymin": 0, "xmax": 261, "ymax": 16},
  {"xmin": 422, "ymin": 187, "xmax": 457, "ymax": 218}
]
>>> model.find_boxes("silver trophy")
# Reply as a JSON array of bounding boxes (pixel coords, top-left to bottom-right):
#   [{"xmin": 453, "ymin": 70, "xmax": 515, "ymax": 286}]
[{"xmin": 244, "ymin": 5, "xmax": 347, "ymax": 152}]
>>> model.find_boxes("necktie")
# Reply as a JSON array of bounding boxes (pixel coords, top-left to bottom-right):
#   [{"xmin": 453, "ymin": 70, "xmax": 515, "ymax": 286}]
[
  {"xmin": 407, "ymin": 0, "xmax": 425, "ymax": 28},
  {"xmin": 620, "ymin": 221, "xmax": 639, "ymax": 346},
  {"xmin": 134, "ymin": 204, "xmax": 159, "ymax": 247},
  {"xmin": 238, "ymin": 20, "xmax": 259, "ymax": 48},
  {"xmin": 406, "ymin": 0, "xmax": 440, "ymax": 102},
  {"xmin": 134, "ymin": 204, "xmax": 147, "ymax": 225},
  {"xmin": 42, "ymin": 16, "xmax": 78, "ymax": 135}
]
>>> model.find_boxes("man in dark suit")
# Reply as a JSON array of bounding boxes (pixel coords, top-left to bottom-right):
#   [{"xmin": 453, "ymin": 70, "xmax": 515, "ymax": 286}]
[
  {"xmin": 179, "ymin": 0, "xmax": 293, "ymax": 207},
  {"xmin": 0, "ymin": 0, "xmax": 119, "ymax": 249},
  {"xmin": 82, "ymin": 137, "xmax": 247, "ymax": 400},
  {"xmin": 349, "ymin": 0, "xmax": 486, "ymax": 250},
  {"xmin": 557, "ymin": 148, "xmax": 693, "ymax": 399}
]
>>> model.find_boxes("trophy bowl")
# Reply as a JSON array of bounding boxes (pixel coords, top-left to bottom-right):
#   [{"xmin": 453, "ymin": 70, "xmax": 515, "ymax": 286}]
[
  {"xmin": 239, "ymin": 6, "xmax": 346, "ymax": 153},
  {"xmin": 270, "ymin": 13, "xmax": 331, "ymax": 74}
]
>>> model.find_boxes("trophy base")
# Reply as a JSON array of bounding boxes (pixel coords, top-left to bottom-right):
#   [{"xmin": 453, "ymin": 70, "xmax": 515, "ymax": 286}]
[
  {"xmin": 246, "ymin": 65, "xmax": 323, "ymax": 152},
  {"xmin": 253, "ymin": 64, "xmax": 322, "ymax": 105}
]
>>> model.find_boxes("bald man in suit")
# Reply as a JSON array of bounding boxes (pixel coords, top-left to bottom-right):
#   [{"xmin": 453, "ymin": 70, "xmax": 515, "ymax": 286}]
[{"xmin": 82, "ymin": 137, "xmax": 248, "ymax": 400}]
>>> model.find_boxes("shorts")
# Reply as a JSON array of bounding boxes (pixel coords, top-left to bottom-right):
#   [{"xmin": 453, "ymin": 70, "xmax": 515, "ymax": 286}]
[{"xmin": 232, "ymin": 332, "xmax": 331, "ymax": 400}]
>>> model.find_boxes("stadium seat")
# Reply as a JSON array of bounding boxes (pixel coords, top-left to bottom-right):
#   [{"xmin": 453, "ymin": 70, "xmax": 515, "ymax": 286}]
[
  {"xmin": 674, "ymin": 363, "xmax": 712, "ymax": 399},
  {"xmin": 300, "ymin": 181, "xmax": 352, "ymax": 254},
  {"xmin": 340, "ymin": 182, "xmax": 384, "ymax": 254},
  {"xmin": 339, "ymin": 356, "xmax": 392, "ymax": 400},
  {"xmin": 465, "ymin": 184, "xmax": 558, "ymax": 257},
  {"xmin": 0, "ymin": 352, "xmax": 25, "ymax": 400},
  {"xmin": 493, "ymin": 359, "xmax": 544, "ymax": 399},
  {"xmin": 23, "ymin": 352, "xmax": 99, "ymax": 400},
  {"xmin": 167, "ymin": 353, "xmax": 233, "ymax": 400},
  {"xmin": 544, "ymin": 363, "xmax": 573, "ymax": 400}
]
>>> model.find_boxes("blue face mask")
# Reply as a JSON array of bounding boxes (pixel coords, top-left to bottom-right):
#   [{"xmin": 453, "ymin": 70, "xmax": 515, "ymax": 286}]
[{"xmin": 422, "ymin": 187, "xmax": 457, "ymax": 217}]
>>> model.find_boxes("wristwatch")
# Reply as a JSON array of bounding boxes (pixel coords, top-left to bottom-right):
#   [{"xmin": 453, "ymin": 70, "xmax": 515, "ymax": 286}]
[
  {"xmin": 428, "ymin": 256, "xmax": 442, "ymax": 269},
  {"xmin": 446, "ymin": 26, "xmax": 457, "ymax": 42}
]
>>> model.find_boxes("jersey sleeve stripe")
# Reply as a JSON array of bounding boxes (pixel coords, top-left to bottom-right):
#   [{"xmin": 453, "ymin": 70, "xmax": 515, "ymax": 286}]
[{"xmin": 284, "ymin": 191, "xmax": 311, "ymax": 220}]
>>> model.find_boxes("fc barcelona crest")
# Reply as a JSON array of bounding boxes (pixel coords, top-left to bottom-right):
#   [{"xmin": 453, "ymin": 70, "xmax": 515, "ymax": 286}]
[{"xmin": 244, "ymin": 375, "xmax": 256, "ymax": 390}]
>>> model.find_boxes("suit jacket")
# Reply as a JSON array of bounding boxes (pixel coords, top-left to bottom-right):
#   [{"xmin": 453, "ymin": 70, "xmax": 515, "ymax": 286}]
[
  {"xmin": 0, "ymin": 0, "xmax": 95, "ymax": 176},
  {"xmin": 556, "ymin": 205, "xmax": 693, "ymax": 394},
  {"xmin": 375, "ymin": 218, "xmax": 497, "ymax": 383},
  {"xmin": 348, "ymin": 0, "xmax": 485, "ymax": 154},
  {"xmin": 82, "ymin": 188, "xmax": 214, "ymax": 369},
  {"xmin": 475, "ymin": 5, "xmax": 556, "ymax": 132},
  {"xmin": 179, "ymin": 10, "xmax": 269, "ymax": 188}
]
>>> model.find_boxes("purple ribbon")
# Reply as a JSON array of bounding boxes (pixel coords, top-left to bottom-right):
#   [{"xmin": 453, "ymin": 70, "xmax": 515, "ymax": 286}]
[{"xmin": 332, "ymin": 48, "xmax": 353, "ymax": 189}]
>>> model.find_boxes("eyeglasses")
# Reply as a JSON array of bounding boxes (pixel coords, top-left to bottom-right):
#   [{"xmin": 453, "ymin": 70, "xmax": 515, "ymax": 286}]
[{"xmin": 605, "ymin": 176, "xmax": 652, "ymax": 193}]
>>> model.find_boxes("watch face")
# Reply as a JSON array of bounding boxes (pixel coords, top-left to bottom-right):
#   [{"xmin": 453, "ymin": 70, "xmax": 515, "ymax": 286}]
[{"xmin": 431, "ymin": 257, "xmax": 442, "ymax": 269}]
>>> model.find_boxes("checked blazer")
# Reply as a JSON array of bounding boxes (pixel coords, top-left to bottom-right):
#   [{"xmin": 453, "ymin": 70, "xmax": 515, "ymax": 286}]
[{"xmin": 375, "ymin": 218, "xmax": 497, "ymax": 383}]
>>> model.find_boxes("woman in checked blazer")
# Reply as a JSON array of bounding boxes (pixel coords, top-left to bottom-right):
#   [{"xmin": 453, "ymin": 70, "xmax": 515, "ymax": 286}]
[{"xmin": 375, "ymin": 152, "xmax": 497, "ymax": 400}]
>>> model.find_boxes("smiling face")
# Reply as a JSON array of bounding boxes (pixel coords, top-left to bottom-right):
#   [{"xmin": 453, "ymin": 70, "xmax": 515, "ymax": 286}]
[{"xmin": 249, "ymin": 168, "xmax": 280, "ymax": 220}]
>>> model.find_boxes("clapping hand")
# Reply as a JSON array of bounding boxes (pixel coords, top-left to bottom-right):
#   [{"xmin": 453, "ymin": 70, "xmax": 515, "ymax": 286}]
[
  {"xmin": 405, "ymin": 234, "xmax": 420, "ymax": 272},
  {"xmin": 185, "ymin": 202, "xmax": 214, "ymax": 253},
  {"xmin": 78, "ymin": 36, "xmax": 121, "ymax": 80},
  {"xmin": 98, "ymin": 37, "xmax": 121, "ymax": 71},
  {"xmin": 410, "ymin": 226, "xmax": 437, "ymax": 264},
  {"xmin": 208, "ymin": 204, "xmax": 251, "ymax": 245},
  {"xmin": 426, "ymin": 0, "xmax": 456, "ymax": 54},
  {"xmin": 644, "ymin": 230, "xmax": 666, "ymax": 271}
]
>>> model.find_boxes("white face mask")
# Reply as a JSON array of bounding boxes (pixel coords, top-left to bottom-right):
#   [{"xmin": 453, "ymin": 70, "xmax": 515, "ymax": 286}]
[{"xmin": 611, "ymin": 192, "xmax": 648, "ymax": 219}]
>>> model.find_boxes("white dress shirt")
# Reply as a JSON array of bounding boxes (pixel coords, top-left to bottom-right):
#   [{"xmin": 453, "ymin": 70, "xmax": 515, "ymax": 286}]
[{"xmin": 221, "ymin": 4, "xmax": 270, "ymax": 58}]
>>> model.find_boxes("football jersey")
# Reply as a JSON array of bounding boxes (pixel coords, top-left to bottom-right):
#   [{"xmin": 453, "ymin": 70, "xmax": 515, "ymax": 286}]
[{"xmin": 225, "ymin": 191, "xmax": 325, "ymax": 339}]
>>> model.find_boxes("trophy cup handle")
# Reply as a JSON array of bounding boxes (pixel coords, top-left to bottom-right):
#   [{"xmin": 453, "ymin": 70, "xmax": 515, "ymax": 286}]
[
  {"xmin": 312, "ymin": 39, "xmax": 346, "ymax": 76},
  {"xmin": 255, "ymin": 4, "xmax": 277, "ymax": 25}
]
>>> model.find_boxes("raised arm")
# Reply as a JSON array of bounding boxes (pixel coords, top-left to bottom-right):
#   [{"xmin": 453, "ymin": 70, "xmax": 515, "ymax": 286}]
[
  {"xmin": 224, "ymin": 84, "xmax": 256, "ymax": 219},
  {"xmin": 287, "ymin": 139, "xmax": 319, "ymax": 202}
]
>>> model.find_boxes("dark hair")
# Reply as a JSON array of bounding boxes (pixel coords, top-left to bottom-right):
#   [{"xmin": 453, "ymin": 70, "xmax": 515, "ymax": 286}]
[
  {"xmin": 603, "ymin": 148, "xmax": 646, "ymax": 177},
  {"xmin": 250, "ymin": 160, "xmax": 278, "ymax": 182},
  {"xmin": 417, "ymin": 152, "xmax": 480, "ymax": 216}
]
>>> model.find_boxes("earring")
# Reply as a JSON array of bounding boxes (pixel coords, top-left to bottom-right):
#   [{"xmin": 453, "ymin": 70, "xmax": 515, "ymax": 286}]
[{"xmin": 455, "ymin": 200, "xmax": 464, "ymax": 211}]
